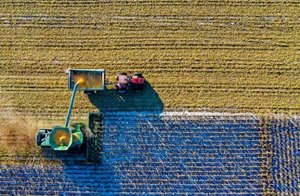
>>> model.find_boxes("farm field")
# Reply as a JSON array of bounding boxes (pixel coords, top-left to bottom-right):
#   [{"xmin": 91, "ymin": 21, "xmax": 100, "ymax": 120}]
[
  {"xmin": 0, "ymin": 0, "xmax": 300, "ymax": 195},
  {"xmin": 0, "ymin": 0, "xmax": 300, "ymax": 122},
  {"xmin": 0, "ymin": 112, "xmax": 299, "ymax": 195}
]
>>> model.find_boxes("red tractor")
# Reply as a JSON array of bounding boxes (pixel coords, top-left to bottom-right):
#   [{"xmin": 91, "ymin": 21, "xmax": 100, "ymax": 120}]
[{"xmin": 116, "ymin": 72, "xmax": 145, "ymax": 93}]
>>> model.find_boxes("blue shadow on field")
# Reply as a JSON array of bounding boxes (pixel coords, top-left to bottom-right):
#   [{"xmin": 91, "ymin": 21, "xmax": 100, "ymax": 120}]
[{"xmin": 87, "ymin": 81, "xmax": 164, "ymax": 112}]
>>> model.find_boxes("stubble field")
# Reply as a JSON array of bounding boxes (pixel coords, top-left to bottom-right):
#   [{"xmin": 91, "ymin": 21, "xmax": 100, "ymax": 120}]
[
  {"xmin": 0, "ymin": 1, "xmax": 300, "ymax": 194},
  {"xmin": 0, "ymin": 0, "xmax": 299, "ymax": 123}
]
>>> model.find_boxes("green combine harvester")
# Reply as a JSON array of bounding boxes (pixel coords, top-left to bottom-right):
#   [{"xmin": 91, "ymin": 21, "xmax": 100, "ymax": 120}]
[{"xmin": 36, "ymin": 69, "xmax": 105, "ymax": 163}]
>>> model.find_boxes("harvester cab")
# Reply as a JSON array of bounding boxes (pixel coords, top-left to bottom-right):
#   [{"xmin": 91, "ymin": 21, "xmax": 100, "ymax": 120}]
[{"xmin": 36, "ymin": 69, "xmax": 105, "ymax": 163}]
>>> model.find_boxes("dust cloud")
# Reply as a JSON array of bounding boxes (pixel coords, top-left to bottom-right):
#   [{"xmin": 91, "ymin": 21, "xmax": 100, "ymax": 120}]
[{"xmin": 0, "ymin": 107, "xmax": 48, "ymax": 154}]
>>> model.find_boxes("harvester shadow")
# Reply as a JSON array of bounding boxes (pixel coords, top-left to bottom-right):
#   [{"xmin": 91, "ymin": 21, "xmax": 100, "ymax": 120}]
[
  {"xmin": 87, "ymin": 82, "xmax": 164, "ymax": 112},
  {"xmin": 39, "ymin": 147, "xmax": 122, "ymax": 193},
  {"xmin": 39, "ymin": 146, "xmax": 98, "ymax": 165}
]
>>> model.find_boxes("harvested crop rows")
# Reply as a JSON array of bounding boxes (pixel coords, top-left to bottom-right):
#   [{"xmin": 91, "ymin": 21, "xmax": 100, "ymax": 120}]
[
  {"xmin": 0, "ymin": 112, "xmax": 299, "ymax": 195},
  {"xmin": 0, "ymin": 0, "xmax": 299, "ymax": 121},
  {"xmin": 0, "ymin": 1, "xmax": 299, "ymax": 195}
]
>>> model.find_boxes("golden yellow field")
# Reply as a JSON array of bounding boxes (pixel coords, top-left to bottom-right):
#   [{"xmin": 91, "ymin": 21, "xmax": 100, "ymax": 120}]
[
  {"xmin": 0, "ymin": 0, "xmax": 300, "ymax": 123},
  {"xmin": 0, "ymin": 2, "xmax": 299, "ymax": 194}
]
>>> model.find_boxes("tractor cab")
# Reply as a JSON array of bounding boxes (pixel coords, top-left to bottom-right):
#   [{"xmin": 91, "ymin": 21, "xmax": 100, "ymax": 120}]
[
  {"xmin": 116, "ymin": 72, "xmax": 146, "ymax": 93},
  {"xmin": 116, "ymin": 72, "xmax": 130, "ymax": 94}
]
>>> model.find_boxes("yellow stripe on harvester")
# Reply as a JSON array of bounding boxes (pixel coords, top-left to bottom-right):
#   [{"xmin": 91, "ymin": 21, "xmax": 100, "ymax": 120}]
[{"xmin": 72, "ymin": 132, "xmax": 80, "ymax": 142}]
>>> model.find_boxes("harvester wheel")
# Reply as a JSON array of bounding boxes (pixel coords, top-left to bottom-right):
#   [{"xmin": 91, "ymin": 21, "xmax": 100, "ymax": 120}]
[
  {"xmin": 86, "ymin": 134, "xmax": 93, "ymax": 163},
  {"xmin": 80, "ymin": 126, "xmax": 93, "ymax": 163},
  {"xmin": 86, "ymin": 113, "xmax": 103, "ymax": 164}
]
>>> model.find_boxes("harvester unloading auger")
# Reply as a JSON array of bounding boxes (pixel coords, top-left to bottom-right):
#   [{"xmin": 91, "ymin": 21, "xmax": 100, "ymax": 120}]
[
  {"xmin": 36, "ymin": 69, "xmax": 106, "ymax": 163},
  {"xmin": 36, "ymin": 69, "xmax": 146, "ymax": 163}
]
